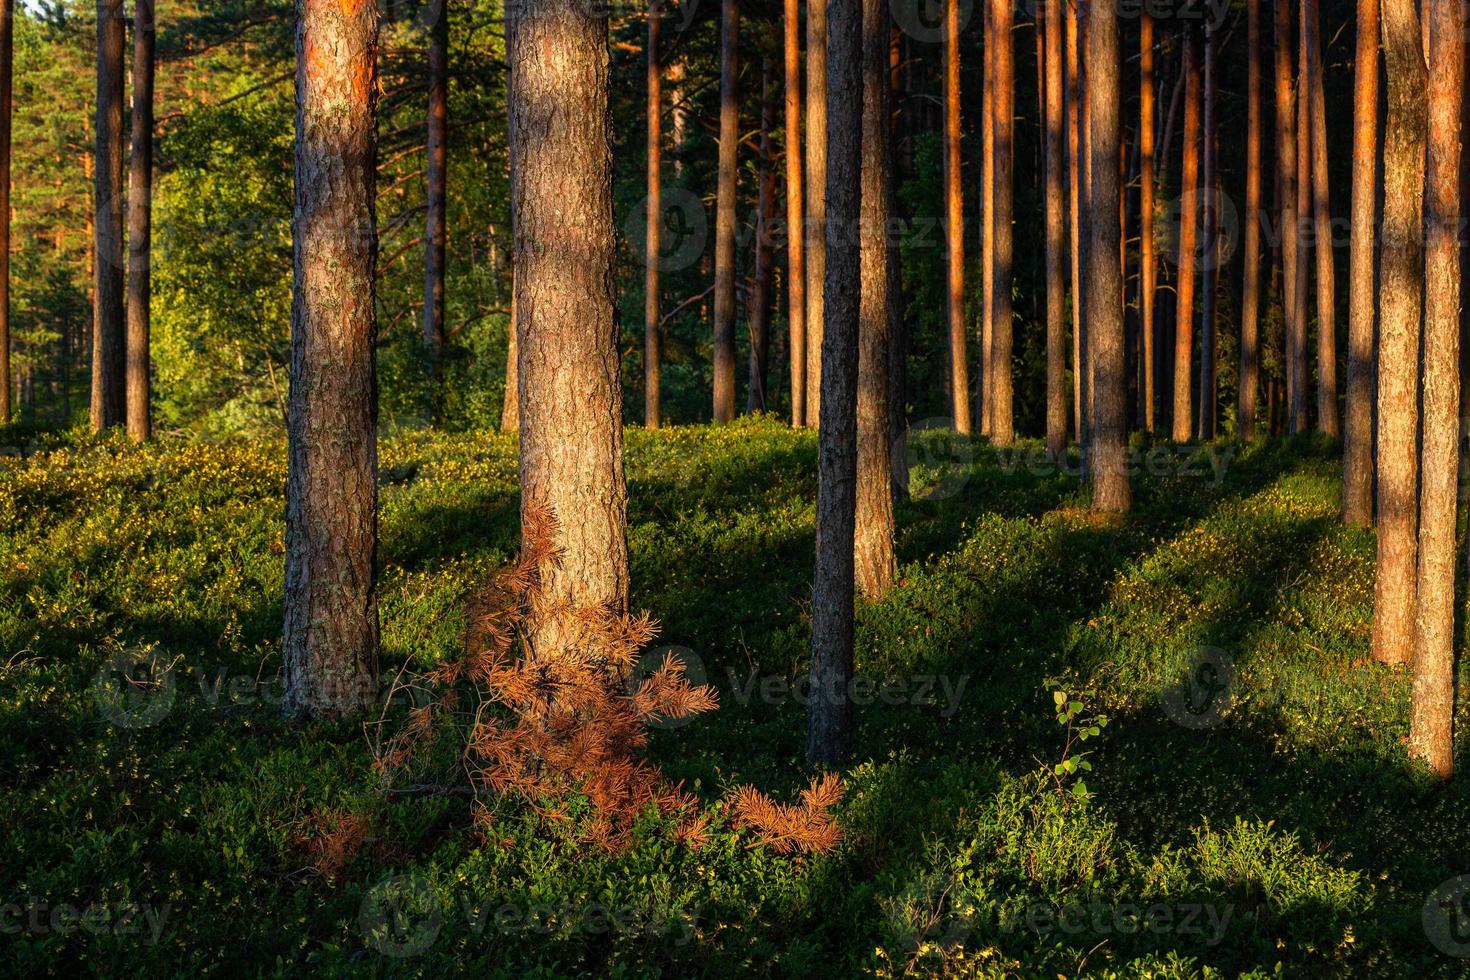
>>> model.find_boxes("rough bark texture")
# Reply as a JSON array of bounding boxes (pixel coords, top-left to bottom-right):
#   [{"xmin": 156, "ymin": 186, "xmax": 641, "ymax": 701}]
[
  {"xmin": 854, "ymin": 0, "xmax": 894, "ymax": 600},
  {"xmin": 712, "ymin": 0, "xmax": 740, "ymax": 423},
  {"xmin": 91, "ymin": 0, "xmax": 126, "ymax": 431},
  {"xmin": 749, "ymin": 61, "xmax": 776, "ymax": 413},
  {"xmin": 1410, "ymin": 0, "xmax": 1458, "ymax": 779},
  {"xmin": 1173, "ymin": 29, "xmax": 1199, "ymax": 442},
  {"xmin": 1306, "ymin": 0, "xmax": 1336, "ymax": 436},
  {"xmin": 501, "ymin": 291, "xmax": 519, "ymax": 431},
  {"xmin": 785, "ymin": 0, "xmax": 806, "ymax": 427},
  {"xmin": 1342, "ymin": 0, "xmax": 1377, "ymax": 524},
  {"xmin": 988, "ymin": 0, "xmax": 1014, "ymax": 446},
  {"xmin": 1044, "ymin": 0, "xmax": 1066, "ymax": 457},
  {"xmin": 1371, "ymin": 0, "xmax": 1425, "ymax": 667},
  {"xmin": 1087, "ymin": 0, "xmax": 1129, "ymax": 512},
  {"xmin": 943, "ymin": 0, "xmax": 970, "ymax": 433},
  {"xmin": 805, "ymin": 0, "xmax": 827, "ymax": 423},
  {"xmin": 644, "ymin": 0, "xmax": 661, "ymax": 428},
  {"xmin": 509, "ymin": 0, "xmax": 630, "ymax": 649},
  {"xmin": 422, "ymin": 0, "xmax": 448, "ymax": 420},
  {"xmin": 0, "ymin": 0, "xmax": 9, "ymax": 426},
  {"xmin": 283, "ymin": 0, "xmax": 381, "ymax": 720},
  {"xmin": 1276, "ymin": 0, "xmax": 1303, "ymax": 433},
  {"xmin": 126, "ymin": 0, "xmax": 154, "ymax": 441},
  {"xmin": 1240, "ymin": 0, "xmax": 1262, "ymax": 441},
  {"xmin": 806, "ymin": 0, "xmax": 861, "ymax": 766},
  {"xmin": 1138, "ymin": 12, "xmax": 1155, "ymax": 436},
  {"xmin": 1197, "ymin": 23, "xmax": 1217, "ymax": 440}
]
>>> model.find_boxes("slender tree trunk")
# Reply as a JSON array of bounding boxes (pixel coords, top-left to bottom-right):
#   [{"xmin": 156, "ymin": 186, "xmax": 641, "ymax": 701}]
[
  {"xmin": 888, "ymin": 25, "xmax": 907, "ymax": 500},
  {"xmin": 91, "ymin": 0, "xmax": 126, "ymax": 431},
  {"xmin": 1173, "ymin": 28, "xmax": 1199, "ymax": 442},
  {"xmin": 1066, "ymin": 0, "xmax": 1085, "ymax": 443},
  {"xmin": 807, "ymin": 0, "xmax": 862, "ymax": 766},
  {"xmin": 1044, "ymin": 0, "xmax": 1066, "ymax": 456},
  {"xmin": 501, "ymin": 290, "xmax": 518, "ymax": 431},
  {"xmin": 509, "ymin": 0, "xmax": 629, "ymax": 651},
  {"xmin": 1306, "ymin": 0, "xmax": 1336, "ymax": 436},
  {"xmin": 668, "ymin": 55, "xmax": 687, "ymax": 180},
  {"xmin": 785, "ymin": 0, "xmax": 806, "ymax": 427},
  {"xmin": 749, "ymin": 60, "xmax": 777, "ymax": 413},
  {"xmin": 1411, "ymin": 0, "xmax": 1459, "ymax": 779},
  {"xmin": 0, "ymin": 0, "xmax": 14, "ymax": 426},
  {"xmin": 422, "ymin": 0, "xmax": 448, "ymax": 424},
  {"xmin": 645, "ymin": 0, "xmax": 661, "ymax": 428},
  {"xmin": 805, "ymin": 0, "xmax": 828, "ymax": 423},
  {"xmin": 1294, "ymin": 0, "xmax": 1311, "ymax": 436},
  {"xmin": 126, "ymin": 0, "xmax": 154, "ymax": 441},
  {"xmin": 1342, "ymin": 0, "xmax": 1377, "ymax": 524},
  {"xmin": 1277, "ymin": 0, "xmax": 1304, "ymax": 433},
  {"xmin": 283, "ymin": 0, "xmax": 381, "ymax": 720},
  {"xmin": 989, "ymin": 0, "xmax": 1014, "ymax": 446},
  {"xmin": 712, "ymin": 0, "xmax": 740, "ymax": 423},
  {"xmin": 1197, "ymin": 22, "xmax": 1217, "ymax": 440},
  {"xmin": 1371, "ymin": 0, "xmax": 1426, "ymax": 667},
  {"xmin": 1139, "ymin": 11, "xmax": 1156, "ymax": 436},
  {"xmin": 1239, "ymin": 0, "xmax": 1262, "ymax": 441},
  {"xmin": 1088, "ymin": 0, "xmax": 1128, "ymax": 511},
  {"xmin": 855, "ymin": 0, "xmax": 894, "ymax": 599},
  {"xmin": 944, "ymin": 0, "xmax": 970, "ymax": 433}
]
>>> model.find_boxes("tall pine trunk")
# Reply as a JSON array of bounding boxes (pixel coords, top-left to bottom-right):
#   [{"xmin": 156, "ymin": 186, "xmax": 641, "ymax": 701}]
[
  {"xmin": 422, "ymin": 0, "xmax": 448, "ymax": 423},
  {"xmin": 1240, "ymin": 0, "xmax": 1262, "ymax": 441},
  {"xmin": 807, "ymin": 0, "xmax": 862, "ymax": 765},
  {"xmin": 785, "ymin": 0, "xmax": 806, "ymax": 427},
  {"xmin": 644, "ymin": 0, "xmax": 661, "ymax": 428},
  {"xmin": 805, "ymin": 0, "xmax": 828, "ymax": 423},
  {"xmin": 1173, "ymin": 28, "xmax": 1199, "ymax": 442},
  {"xmin": 1342, "ymin": 0, "xmax": 1378, "ymax": 524},
  {"xmin": 91, "ymin": 0, "xmax": 126, "ymax": 431},
  {"xmin": 1371, "ymin": 0, "xmax": 1426, "ymax": 666},
  {"xmin": 1306, "ymin": 0, "xmax": 1336, "ymax": 436},
  {"xmin": 749, "ymin": 60, "xmax": 777, "ymax": 413},
  {"xmin": 943, "ymin": 0, "xmax": 970, "ymax": 433},
  {"xmin": 988, "ymin": 0, "xmax": 1014, "ymax": 446},
  {"xmin": 712, "ymin": 0, "xmax": 740, "ymax": 423},
  {"xmin": 980, "ymin": 0, "xmax": 993, "ymax": 435},
  {"xmin": 1044, "ymin": 0, "xmax": 1067, "ymax": 456},
  {"xmin": 1138, "ymin": 12, "xmax": 1156, "ymax": 436},
  {"xmin": 1410, "ymin": 0, "xmax": 1458, "ymax": 778},
  {"xmin": 283, "ymin": 0, "xmax": 381, "ymax": 720},
  {"xmin": 126, "ymin": 0, "xmax": 155, "ymax": 442},
  {"xmin": 1294, "ymin": 0, "xmax": 1311, "ymax": 435},
  {"xmin": 1066, "ymin": 0, "xmax": 1085, "ymax": 443},
  {"xmin": 1277, "ymin": 0, "xmax": 1304, "ymax": 433},
  {"xmin": 1197, "ymin": 21, "xmax": 1217, "ymax": 440},
  {"xmin": 888, "ymin": 26, "xmax": 907, "ymax": 500},
  {"xmin": 508, "ymin": 0, "xmax": 629, "ymax": 649}
]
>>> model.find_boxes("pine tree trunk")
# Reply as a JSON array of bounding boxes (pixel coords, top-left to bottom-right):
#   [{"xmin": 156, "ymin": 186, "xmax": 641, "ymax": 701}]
[
  {"xmin": 1044, "ymin": 0, "xmax": 1067, "ymax": 457},
  {"xmin": 1342, "ymin": 0, "xmax": 1377, "ymax": 524},
  {"xmin": 944, "ymin": 0, "xmax": 970, "ymax": 434},
  {"xmin": 501, "ymin": 289, "xmax": 519, "ymax": 432},
  {"xmin": 989, "ymin": 0, "xmax": 1014, "ymax": 446},
  {"xmin": 785, "ymin": 0, "xmax": 806, "ymax": 427},
  {"xmin": 0, "ymin": 0, "xmax": 14, "ymax": 426},
  {"xmin": 980, "ymin": 0, "xmax": 993, "ymax": 436},
  {"xmin": 712, "ymin": 0, "xmax": 740, "ymax": 423},
  {"xmin": 854, "ymin": 0, "xmax": 894, "ymax": 600},
  {"xmin": 807, "ymin": 0, "xmax": 862, "ymax": 766},
  {"xmin": 1197, "ymin": 22, "xmax": 1217, "ymax": 440},
  {"xmin": 1138, "ymin": 11, "xmax": 1156, "ymax": 436},
  {"xmin": 1294, "ymin": 0, "xmax": 1311, "ymax": 436},
  {"xmin": 645, "ymin": 0, "xmax": 662, "ymax": 429},
  {"xmin": 91, "ymin": 0, "xmax": 126, "ymax": 431},
  {"xmin": 1088, "ymin": 0, "xmax": 1129, "ymax": 511},
  {"xmin": 888, "ymin": 25, "xmax": 907, "ymax": 501},
  {"xmin": 1173, "ymin": 28, "xmax": 1199, "ymax": 443},
  {"xmin": 422, "ymin": 0, "xmax": 448, "ymax": 423},
  {"xmin": 805, "ymin": 0, "xmax": 828, "ymax": 424},
  {"xmin": 749, "ymin": 61, "xmax": 777, "ymax": 413},
  {"xmin": 283, "ymin": 0, "xmax": 381, "ymax": 720},
  {"xmin": 1277, "ymin": 0, "xmax": 1304, "ymax": 434},
  {"xmin": 1066, "ymin": 0, "xmax": 1085, "ymax": 444},
  {"xmin": 126, "ymin": 0, "xmax": 155, "ymax": 442},
  {"xmin": 508, "ymin": 0, "xmax": 629, "ymax": 650},
  {"xmin": 1411, "ymin": 0, "xmax": 1459, "ymax": 779},
  {"xmin": 1371, "ymin": 0, "xmax": 1425, "ymax": 666},
  {"xmin": 1306, "ymin": 0, "xmax": 1336, "ymax": 436},
  {"xmin": 1240, "ymin": 0, "xmax": 1262, "ymax": 441}
]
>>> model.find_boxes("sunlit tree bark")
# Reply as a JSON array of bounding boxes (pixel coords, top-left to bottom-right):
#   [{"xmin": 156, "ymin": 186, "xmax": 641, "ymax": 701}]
[
  {"xmin": 943, "ymin": 0, "xmax": 970, "ymax": 433},
  {"xmin": 712, "ymin": 0, "xmax": 740, "ymax": 423},
  {"xmin": 1197, "ymin": 22, "xmax": 1217, "ymax": 440},
  {"xmin": 1045, "ymin": 0, "xmax": 1067, "ymax": 456},
  {"xmin": 785, "ymin": 0, "xmax": 806, "ymax": 427},
  {"xmin": 1294, "ymin": 0, "xmax": 1311, "ymax": 436},
  {"xmin": 1173, "ymin": 27, "xmax": 1199, "ymax": 442},
  {"xmin": 1277, "ymin": 0, "xmax": 1304, "ymax": 433},
  {"xmin": 1342, "ymin": 0, "xmax": 1377, "ymax": 524},
  {"xmin": 1066, "ymin": 0, "xmax": 1085, "ymax": 443},
  {"xmin": 91, "ymin": 0, "xmax": 126, "ymax": 430},
  {"xmin": 1138, "ymin": 11, "xmax": 1156, "ymax": 436},
  {"xmin": 1305, "ymin": 0, "xmax": 1336, "ymax": 436},
  {"xmin": 126, "ymin": 0, "xmax": 155, "ymax": 442},
  {"xmin": 644, "ymin": 0, "xmax": 661, "ymax": 428},
  {"xmin": 988, "ymin": 0, "xmax": 1014, "ymax": 446},
  {"xmin": 805, "ymin": 0, "xmax": 827, "ymax": 423},
  {"xmin": 1240, "ymin": 0, "xmax": 1263, "ymax": 441}
]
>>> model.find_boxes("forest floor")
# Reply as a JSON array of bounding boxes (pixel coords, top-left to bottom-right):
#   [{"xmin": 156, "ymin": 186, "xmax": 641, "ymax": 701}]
[{"xmin": 0, "ymin": 418, "xmax": 1466, "ymax": 977}]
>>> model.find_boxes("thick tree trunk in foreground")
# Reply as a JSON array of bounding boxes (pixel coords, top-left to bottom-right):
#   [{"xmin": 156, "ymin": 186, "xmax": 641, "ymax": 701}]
[
  {"xmin": 805, "ymin": 0, "xmax": 828, "ymax": 423},
  {"xmin": 422, "ymin": 0, "xmax": 448, "ymax": 423},
  {"xmin": 1088, "ymin": 0, "xmax": 1129, "ymax": 511},
  {"xmin": 749, "ymin": 61, "xmax": 777, "ymax": 413},
  {"xmin": 1173, "ymin": 29, "xmax": 1199, "ymax": 442},
  {"xmin": 712, "ymin": 0, "xmax": 740, "ymax": 423},
  {"xmin": 1138, "ymin": 12, "xmax": 1156, "ymax": 436},
  {"xmin": 988, "ymin": 0, "xmax": 1015, "ymax": 446},
  {"xmin": 0, "ymin": 0, "xmax": 10, "ymax": 426},
  {"xmin": 1044, "ymin": 0, "xmax": 1067, "ymax": 456},
  {"xmin": 644, "ymin": 0, "xmax": 661, "ymax": 428},
  {"xmin": 1240, "ymin": 0, "xmax": 1262, "ymax": 441},
  {"xmin": 126, "ymin": 0, "xmax": 155, "ymax": 441},
  {"xmin": 1306, "ymin": 0, "xmax": 1336, "ymax": 436},
  {"xmin": 943, "ymin": 0, "xmax": 970, "ymax": 433},
  {"xmin": 854, "ymin": 0, "xmax": 894, "ymax": 599},
  {"xmin": 1410, "ymin": 0, "xmax": 1458, "ymax": 778},
  {"xmin": 1342, "ymin": 0, "xmax": 1378, "ymax": 524},
  {"xmin": 1277, "ymin": 0, "xmax": 1304, "ymax": 433},
  {"xmin": 509, "ymin": 0, "xmax": 629, "ymax": 650},
  {"xmin": 91, "ymin": 0, "xmax": 126, "ymax": 431},
  {"xmin": 283, "ymin": 0, "xmax": 381, "ymax": 720},
  {"xmin": 785, "ymin": 0, "xmax": 806, "ymax": 427},
  {"xmin": 1197, "ymin": 22, "xmax": 1217, "ymax": 440},
  {"xmin": 1371, "ymin": 0, "xmax": 1425, "ymax": 667},
  {"xmin": 807, "ymin": 0, "xmax": 862, "ymax": 766}
]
